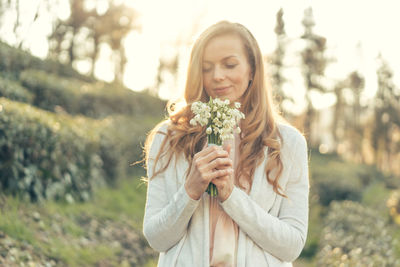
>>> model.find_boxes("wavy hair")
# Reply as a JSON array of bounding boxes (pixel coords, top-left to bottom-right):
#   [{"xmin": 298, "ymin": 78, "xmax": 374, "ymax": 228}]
[{"xmin": 144, "ymin": 21, "xmax": 287, "ymax": 197}]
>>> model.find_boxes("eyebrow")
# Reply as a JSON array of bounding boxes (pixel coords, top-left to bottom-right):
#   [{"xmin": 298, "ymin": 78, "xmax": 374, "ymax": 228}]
[{"xmin": 203, "ymin": 55, "xmax": 238, "ymax": 63}]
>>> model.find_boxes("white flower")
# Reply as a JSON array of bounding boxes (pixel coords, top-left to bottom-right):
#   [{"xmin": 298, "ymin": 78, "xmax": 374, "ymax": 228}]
[{"xmin": 190, "ymin": 97, "xmax": 245, "ymax": 142}]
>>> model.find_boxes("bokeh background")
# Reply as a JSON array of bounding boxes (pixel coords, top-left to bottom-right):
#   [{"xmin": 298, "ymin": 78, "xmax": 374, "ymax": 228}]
[{"xmin": 0, "ymin": 0, "xmax": 399, "ymax": 266}]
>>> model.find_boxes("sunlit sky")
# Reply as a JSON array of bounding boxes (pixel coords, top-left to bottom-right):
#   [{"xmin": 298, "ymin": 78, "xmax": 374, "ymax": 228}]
[{"xmin": 1, "ymin": 0, "xmax": 400, "ymax": 113}]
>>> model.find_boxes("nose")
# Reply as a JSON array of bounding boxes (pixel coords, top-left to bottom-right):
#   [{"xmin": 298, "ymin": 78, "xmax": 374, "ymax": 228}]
[{"xmin": 213, "ymin": 66, "xmax": 225, "ymax": 81}]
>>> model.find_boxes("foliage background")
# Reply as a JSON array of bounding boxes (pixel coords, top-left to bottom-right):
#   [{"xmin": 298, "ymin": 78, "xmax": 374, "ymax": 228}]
[{"xmin": 0, "ymin": 0, "xmax": 400, "ymax": 266}]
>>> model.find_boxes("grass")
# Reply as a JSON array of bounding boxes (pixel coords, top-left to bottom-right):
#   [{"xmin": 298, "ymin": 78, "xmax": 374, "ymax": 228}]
[
  {"xmin": 361, "ymin": 182, "xmax": 391, "ymax": 209},
  {"xmin": 300, "ymin": 196, "xmax": 325, "ymax": 259},
  {"xmin": 0, "ymin": 197, "xmax": 36, "ymax": 244},
  {"xmin": 43, "ymin": 172, "xmax": 148, "ymax": 228},
  {"xmin": 46, "ymin": 241, "xmax": 120, "ymax": 267},
  {"xmin": 0, "ymin": 151, "xmax": 398, "ymax": 265},
  {"xmin": 144, "ymin": 258, "xmax": 158, "ymax": 267},
  {"xmin": 0, "ymin": 173, "xmax": 151, "ymax": 266}
]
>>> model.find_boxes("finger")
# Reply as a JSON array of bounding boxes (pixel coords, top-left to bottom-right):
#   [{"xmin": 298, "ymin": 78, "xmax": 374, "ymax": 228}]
[
  {"xmin": 202, "ymin": 141, "xmax": 208, "ymax": 150},
  {"xmin": 204, "ymin": 144, "xmax": 226, "ymax": 155},
  {"xmin": 205, "ymin": 168, "xmax": 232, "ymax": 180},
  {"xmin": 215, "ymin": 165, "xmax": 229, "ymax": 170},
  {"xmin": 212, "ymin": 170, "xmax": 233, "ymax": 180},
  {"xmin": 197, "ymin": 146, "xmax": 229, "ymax": 165},
  {"xmin": 194, "ymin": 144, "xmax": 223, "ymax": 160},
  {"xmin": 209, "ymin": 157, "xmax": 233, "ymax": 171},
  {"xmin": 211, "ymin": 175, "xmax": 232, "ymax": 189},
  {"xmin": 224, "ymin": 144, "xmax": 232, "ymax": 156},
  {"xmin": 195, "ymin": 157, "xmax": 230, "ymax": 182}
]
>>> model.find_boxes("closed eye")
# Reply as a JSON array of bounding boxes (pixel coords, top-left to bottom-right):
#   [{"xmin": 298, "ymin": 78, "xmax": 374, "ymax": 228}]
[
  {"xmin": 226, "ymin": 64, "xmax": 237, "ymax": 69},
  {"xmin": 202, "ymin": 63, "xmax": 213, "ymax": 73}
]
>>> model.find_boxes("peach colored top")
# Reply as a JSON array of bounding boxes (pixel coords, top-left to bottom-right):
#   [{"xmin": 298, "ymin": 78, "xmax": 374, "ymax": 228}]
[{"xmin": 209, "ymin": 131, "xmax": 251, "ymax": 267}]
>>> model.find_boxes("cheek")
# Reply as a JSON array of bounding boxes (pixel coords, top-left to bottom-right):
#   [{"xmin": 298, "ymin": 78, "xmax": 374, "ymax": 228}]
[
  {"xmin": 203, "ymin": 73, "xmax": 210, "ymax": 87},
  {"xmin": 232, "ymin": 69, "xmax": 249, "ymax": 89},
  {"xmin": 202, "ymin": 74, "xmax": 213, "ymax": 95}
]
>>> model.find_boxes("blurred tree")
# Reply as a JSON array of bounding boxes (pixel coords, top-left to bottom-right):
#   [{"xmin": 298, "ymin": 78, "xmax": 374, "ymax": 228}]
[
  {"xmin": 153, "ymin": 15, "xmax": 204, "ymax": 97},
  {"xmin": 0, "ymin": 0, "xmax": 5, "ymax": 18},
  {"xmin": 300, "ymin": 7, "xmax": 329, "ymax": 146},
  {"xmin": 154, "ymin": 52, "xmax": 179, "ymax": 96},
  {"xmin": 372, "ymin": 55, "xmax": 400, "ymax": 171},
  {"xmin": 337, "ymin": 71, "xmax": 366, "ymax": 162},
  {"xmin": 348, "ymin": 71, "xmax": 365, "ymax": 128},
  {"xmin": 95, "ymin": 3, "xmax": 137, "ymax": 82},
  {"xmin": 0, "ymin": 0, "xmax": 41, "ymax": 49},
  {"xmin": 331, "ymin": 79, "xmax": 346, "ymax": 144},
  {"xmin": 268, "ymin": 8, "xmax": 293, "ymax": 117},
  {"xmin": 48, "ymin": 0, "xmax": 139, "ymax": 83},
  {"xmin": 345, "ymin": 71, "xmax": 366, "ymax": 162},
  {"xmin": 332, "ymin": 71, "xmax": 365, "ymax": 145}
]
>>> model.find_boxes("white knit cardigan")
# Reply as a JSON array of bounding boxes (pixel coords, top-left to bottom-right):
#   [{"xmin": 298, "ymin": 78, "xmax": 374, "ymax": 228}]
[{"xmin": 143, "ymin": 121, "xmax": 309, "ymax": 267}]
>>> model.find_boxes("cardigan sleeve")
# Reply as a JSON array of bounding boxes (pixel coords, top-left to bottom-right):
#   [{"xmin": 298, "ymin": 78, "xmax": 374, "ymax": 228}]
[
  {"xmin": 142, "ymin": 124, "xmax": 201, "ymax": 252},
  {"xmin": 220, "ymin": 133, "xmax": 309, "ymax": 262}
]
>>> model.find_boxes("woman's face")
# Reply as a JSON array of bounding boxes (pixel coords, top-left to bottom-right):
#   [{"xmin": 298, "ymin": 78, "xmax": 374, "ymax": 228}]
[{"xmin": 202, "ymin": 34, "xmax": 252, "ymax": 103}]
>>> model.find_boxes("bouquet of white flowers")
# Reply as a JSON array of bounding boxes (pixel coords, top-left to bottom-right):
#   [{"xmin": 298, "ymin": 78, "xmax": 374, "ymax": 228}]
[{"xmin": 190, "ymin": 97, "xmax": 245, "ymax": 196}]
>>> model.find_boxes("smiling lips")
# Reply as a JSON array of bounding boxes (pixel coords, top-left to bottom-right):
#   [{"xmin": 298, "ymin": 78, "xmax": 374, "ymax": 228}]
[{"xmin": 213, "ymin": 85, "xmax": 231, "ymax": 94}]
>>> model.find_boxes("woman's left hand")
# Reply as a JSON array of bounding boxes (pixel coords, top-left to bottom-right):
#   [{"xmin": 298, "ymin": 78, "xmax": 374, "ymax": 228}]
[{"xmin": 211, "ymin": 144, "xmax": 235, "ymax": 202}]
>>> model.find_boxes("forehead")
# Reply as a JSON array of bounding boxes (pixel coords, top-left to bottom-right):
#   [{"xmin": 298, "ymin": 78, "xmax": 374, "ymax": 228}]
[{"xmin": 203, "ymin": 34, "xmax": 246, "ymax": 62}]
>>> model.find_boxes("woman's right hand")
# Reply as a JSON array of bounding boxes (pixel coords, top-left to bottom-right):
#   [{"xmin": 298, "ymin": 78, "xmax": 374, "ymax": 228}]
[{"xmin": 184, "ymin": 145, "xmax": 233, "ymax": 200}]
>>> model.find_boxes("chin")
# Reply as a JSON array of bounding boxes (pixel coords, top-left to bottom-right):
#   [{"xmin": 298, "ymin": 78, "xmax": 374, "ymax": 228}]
[{"xmin": 215, "ymin": 95, "xmax": 233, "ymax": 101}]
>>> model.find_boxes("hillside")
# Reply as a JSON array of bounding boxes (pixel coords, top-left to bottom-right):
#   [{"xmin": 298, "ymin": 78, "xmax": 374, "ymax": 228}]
[
  {"xmin": 0, "ymin": 41, "xmax": 165, "ymax": 266},
  {"xmin": 1, "ymin": 42, "xmax": 400, "ymax": 266}
]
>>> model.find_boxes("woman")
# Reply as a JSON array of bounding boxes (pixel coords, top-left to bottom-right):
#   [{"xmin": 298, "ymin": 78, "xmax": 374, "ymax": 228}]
[{"xmin": 143, "ymin": 21, "xmax": 309, "ymax": 267}]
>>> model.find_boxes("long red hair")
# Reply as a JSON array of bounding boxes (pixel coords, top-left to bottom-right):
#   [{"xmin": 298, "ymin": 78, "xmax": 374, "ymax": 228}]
[{"xmin": 145, "ymin": 21, "xmax": 287, "ymax": 197}]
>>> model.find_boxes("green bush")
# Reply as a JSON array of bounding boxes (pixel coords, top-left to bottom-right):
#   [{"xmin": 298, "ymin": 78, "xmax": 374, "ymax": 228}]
[
  {"xmin": 0, "ymin": 76, "xmax": 34, "ymax": 103},
  {"xmin": 316, "ymin": 200, "xmax": 399, "ymax": 266},
  {"xmin": 311, "ymin": 159, "xmax": 363, "ymax": 206},
  {"xmin": 300, "ymin": 194, "xmax": 325, "ymax": 259},
  {"xmin": 20, "ymin": 69, "xmax": 81, "ymax": 114},
  {"xmin": 79, "ymin": 82, "xmax": 166, "ymax": 118},
  {"xmin": 0, "ymin": 97, "xmax": 161, "ymax": 202},
  {"xmin": 362, "ymin": 182, "xmax": 392, "ymax": 218},
  {"xmin": 314, "ymin": 175, "xmax": 362, "ymax": 206},
  {"xmin": 0, "ymin": 97, "xmax": 108, "ymax": 202},
  {"xmin": 0, "ymin": 41, "xmax": 93, "ymax": 82},
  {"xmin": 309, "ymin": 151, "xmax": 391, "ymax": 206},
  {"xmin": 19, "ymin": 69, "xmax": 166, "ymax": 119},
  {"xmin": 104, "ymin": 115, "xmax": 164, "ymax": 180},
  {"xmin": 0, "ymin": 41, "xmax": 166, "ymax": 202}
]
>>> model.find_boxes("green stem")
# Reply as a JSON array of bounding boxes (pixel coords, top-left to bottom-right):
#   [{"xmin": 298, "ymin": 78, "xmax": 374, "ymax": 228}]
[{"xmin": 206, "ymin": 132, "xmax": 220, "ymax": 197}]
